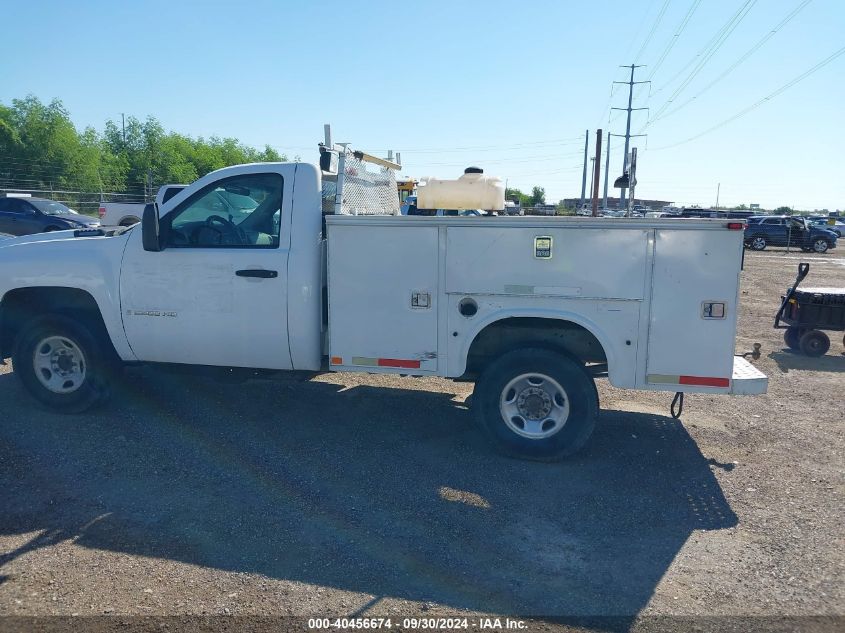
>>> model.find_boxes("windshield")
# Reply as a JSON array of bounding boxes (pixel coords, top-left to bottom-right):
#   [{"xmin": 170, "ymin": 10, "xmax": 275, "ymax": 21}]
[{"xmin": 28, "ymin": 199, "xmax": 74, "ymax": 215}]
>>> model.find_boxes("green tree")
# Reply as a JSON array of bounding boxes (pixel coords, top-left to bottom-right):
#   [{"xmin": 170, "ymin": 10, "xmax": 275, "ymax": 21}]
[
  {"xmin": 0, "ymin": 96, "xmax": 103, "ymax": 192},
  {"xmin": 505, "ymin": 187, "xmax": 531, "ymax": 207},
  {"xmin": 774, "ymin": 206, "xmax": 792, "ymax": 215},
  {"xmin": 0, "ymin": 95, "xmax": 287, "ymax": 205},
  {"xmin": 0, "ymin": 95, "xmax": 290, "ymax": 218},
  {"xmin": 506, "ymin": 186, "xmax": 546, "ymax": 207}
]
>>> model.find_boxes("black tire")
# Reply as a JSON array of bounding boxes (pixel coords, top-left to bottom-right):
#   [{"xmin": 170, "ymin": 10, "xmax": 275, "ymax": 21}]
[
  {"xmin": 748, "ymin": 235, "xmax": 767, "ymax": 251},
  {"xmin": 472, "ymin": 348, "xmax": 598, "ymax": 461},
  {"xmin": 12, "ymin": 314, "xmax": 112, "ymax": 412},
  {"xmin": 812, "ymin": 239, "xmax": 830, "ymax": 254},
  {"xmin": 798, "ymin": 330, "xmax": 830, "ymax": 357},
  {"xmin": 784, "ymin": 326, "xmax": 803, "ymax": 350}
]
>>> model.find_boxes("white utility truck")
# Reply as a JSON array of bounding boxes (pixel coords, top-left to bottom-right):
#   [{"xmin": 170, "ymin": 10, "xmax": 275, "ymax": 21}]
[{"xmin": 0, "ymin": 133, "xmax": 767, "ymax": 460}]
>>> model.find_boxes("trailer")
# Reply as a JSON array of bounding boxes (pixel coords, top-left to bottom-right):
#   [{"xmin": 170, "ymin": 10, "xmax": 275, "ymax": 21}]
[{"xmin": 776, "ymin": 263, "xmax": 845, "ymax": 356}]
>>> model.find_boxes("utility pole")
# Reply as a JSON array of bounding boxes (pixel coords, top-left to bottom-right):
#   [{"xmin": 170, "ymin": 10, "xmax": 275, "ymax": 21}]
[
  {"xmin": 612, "ymin": 65, "xmax": 649, "ymax": 208},
  {"xmin": 716, "ymin": 182, "xmax": 721, "ymax": 209},
  {"xmin": 592, "ymin": 129, "xmax": 602, "ymax": 217},
  {"xmin": 627, "ymin": 147, "xmax": 638, "ymax": 217},
  {"xmin": 589, "ymin": 157, "xmax": 596, "ymax": 205},
  {"xmin": 603, "ymin": 134, "xmax": 610, "ymax": 210},
  {"xmin": 579, "ymin": 130, "xmax": 589, "ymax": 210},
  {"xmin": 121, "ymin": 113, "xmax": 126, "ymax": 148}
]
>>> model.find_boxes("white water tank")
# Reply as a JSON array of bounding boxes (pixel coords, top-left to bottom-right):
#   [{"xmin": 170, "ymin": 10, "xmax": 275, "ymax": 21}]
[{"xmin": 416, "ymin": 167, "xmax": 505, "ymax": 211}]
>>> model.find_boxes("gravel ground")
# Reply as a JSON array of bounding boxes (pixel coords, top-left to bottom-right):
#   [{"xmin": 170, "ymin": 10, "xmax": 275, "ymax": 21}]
[{"xmin": 0, "ymin": 249, "xmax": 842, "ymax": 629}]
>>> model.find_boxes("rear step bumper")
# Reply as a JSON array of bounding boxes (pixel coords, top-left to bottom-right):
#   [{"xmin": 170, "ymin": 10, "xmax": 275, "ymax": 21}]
[{"xmin": 730, "ymin": 356, "xmax": 768, "ymax": 395}]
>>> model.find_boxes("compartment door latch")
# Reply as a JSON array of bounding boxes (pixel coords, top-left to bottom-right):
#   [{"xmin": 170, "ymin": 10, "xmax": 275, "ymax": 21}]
[
  {"xmin": 411, "ymin": 291, "xmax": 431, "ymax": 309},
  {"xmin": 701, "ymin": 301, "xmax": 726, "ymax": 319}
]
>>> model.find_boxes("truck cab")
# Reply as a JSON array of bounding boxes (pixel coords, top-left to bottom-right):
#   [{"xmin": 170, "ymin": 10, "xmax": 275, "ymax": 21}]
[{"xmin": 124, "ymin": 163, "xmax": 323, "ymax": 371}]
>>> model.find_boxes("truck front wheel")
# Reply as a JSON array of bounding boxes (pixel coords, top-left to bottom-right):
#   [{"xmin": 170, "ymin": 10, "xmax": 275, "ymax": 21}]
[
  {"xmin": 472, "ymin": 348, "xmax": 598, "ymax": 460},
  {"xmin": 13, "ymin": 314, "xmax": 112, "ymax": 413}
]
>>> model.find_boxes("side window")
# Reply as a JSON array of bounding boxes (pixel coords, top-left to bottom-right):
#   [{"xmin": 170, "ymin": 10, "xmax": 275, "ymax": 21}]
[
  {"xmin": 160, "ymin": 187, "xmax": 184, "ymax": 204},
  {"xmin": 164, "ymin": 173, "xmax": 283, "ymax": 248},
  {"xmin": 6, "ymin": 199, "xmax": 31, "ymax": 214}
]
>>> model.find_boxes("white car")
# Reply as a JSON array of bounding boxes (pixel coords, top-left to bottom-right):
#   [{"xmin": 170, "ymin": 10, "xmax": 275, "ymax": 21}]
[{"xmin": 98, "ymin": 185, "xmax": 186, "ymax": 226}]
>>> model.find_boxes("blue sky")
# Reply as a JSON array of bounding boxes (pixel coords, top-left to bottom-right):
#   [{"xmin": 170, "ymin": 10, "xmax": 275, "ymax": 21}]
[{"xmin": 1, "ymin": 0, "xmax": 843, "ymax": 210}]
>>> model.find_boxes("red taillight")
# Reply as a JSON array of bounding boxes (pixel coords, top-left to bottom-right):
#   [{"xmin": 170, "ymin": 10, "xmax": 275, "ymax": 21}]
[
  {"xmin": 98, "ymin": 206, "xmax": 106, "ymax": 218},
  {"xmin": 727, "ymin": 222, "xmax": 744, "ymax": 230}
]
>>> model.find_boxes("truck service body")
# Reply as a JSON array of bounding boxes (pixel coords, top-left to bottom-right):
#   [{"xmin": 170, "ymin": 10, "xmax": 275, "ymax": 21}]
[{"xmin": 0, "ymin": 152, "xmax": 767, "ymax": 460}]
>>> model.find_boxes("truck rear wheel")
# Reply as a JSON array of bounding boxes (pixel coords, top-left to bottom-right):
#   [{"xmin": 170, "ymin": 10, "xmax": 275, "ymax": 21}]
[
  {"xmin": 472, "ymin": 348, "xmax": 597, "ymax": 461},
  {"xmin": 12, "ymin": 314, "xmax": 112, "ymax": 412}
]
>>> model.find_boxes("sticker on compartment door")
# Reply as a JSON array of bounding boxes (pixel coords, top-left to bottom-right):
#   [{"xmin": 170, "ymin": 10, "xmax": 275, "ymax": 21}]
[{"xmin": 534, "ymin": 236, "xmax": 553, "ymax": 259}]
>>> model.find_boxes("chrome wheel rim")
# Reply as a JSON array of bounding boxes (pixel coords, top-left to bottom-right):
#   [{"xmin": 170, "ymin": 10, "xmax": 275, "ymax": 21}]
[
  {"xmin": 32, "ymin": 335, "xmax": 87, "ymax": 394},
  {"xmin": 499, "ymin": 373, "xmax": 570, "ymax": 440},
  {"xmin": 813, "ymin": 240, "xmax": 828, "ymax": 253},
  {"xmin": 751, "ymin": 237, "xmax": 765, "ymax": 249}
]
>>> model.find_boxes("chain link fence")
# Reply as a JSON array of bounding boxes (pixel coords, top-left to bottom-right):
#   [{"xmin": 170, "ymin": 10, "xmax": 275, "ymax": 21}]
[{"xmin": 0, "ymin": 187, "xmax": 148, "ymax": 216}]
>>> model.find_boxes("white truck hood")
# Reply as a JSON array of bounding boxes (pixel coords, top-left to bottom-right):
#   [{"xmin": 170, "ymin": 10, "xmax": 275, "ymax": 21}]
[
  {"xmin": 0, "ymin": 225, "xmax": 136, "ymax": 365},
  {"xmin": 0, "ymin": 228, "xmax": 132, "ymax": 299},
  {"xmin": 0, "ymin": 228, "xmax": 130, "ymax": 249}
]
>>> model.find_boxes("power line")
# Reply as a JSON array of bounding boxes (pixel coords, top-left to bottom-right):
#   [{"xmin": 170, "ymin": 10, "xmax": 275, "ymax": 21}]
[
  {"xmin": 648, "ymin": 0, "xmax": 812, "ymax": 124},
  {"xmin": 649, "ymin": 0, "xmax": 758, "ymax": 122},
  {"xmin": 621, "ymin": 0, "xmax": 660, "ymax": 61},
  {"xmin": 644, "ymin": 0, "xmax": 704, "ymax": 85},
  {"xmin": 649, "ymin": 0, "xmax": 750, "ymax": 97},
  {"xmin": 634, "ymin": 0, "xmax": 674, "ymax": 64},
  {"xmin": 649, "ymin": 44, "xmax": 845, "ymax": 150},
  {"xmin": 596, "ymin": 1, "xmax": 669, "ymax": 131}
]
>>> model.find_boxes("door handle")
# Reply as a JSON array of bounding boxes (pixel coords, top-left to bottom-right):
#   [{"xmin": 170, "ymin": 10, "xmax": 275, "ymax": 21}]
[{"xmin": 236, "ymin": 269, "xmax": 278, "ymax": 278}]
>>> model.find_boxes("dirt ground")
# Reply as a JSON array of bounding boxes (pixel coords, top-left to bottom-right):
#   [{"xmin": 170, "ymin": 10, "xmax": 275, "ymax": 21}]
[{"xmin": 0, "ymin": 249, "xmax": 842, "ymax": 630}]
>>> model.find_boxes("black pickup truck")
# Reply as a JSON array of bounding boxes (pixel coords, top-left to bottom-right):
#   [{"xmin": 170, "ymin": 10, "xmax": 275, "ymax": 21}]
[{"xmin": 744, "ymin": 216, "xmax": 838, "ymax": 253}]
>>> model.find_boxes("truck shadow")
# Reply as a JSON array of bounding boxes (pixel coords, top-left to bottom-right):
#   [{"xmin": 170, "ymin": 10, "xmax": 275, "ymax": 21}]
[{"xmin": 0, "ymin": 368, "xmax": 737, "ymax": 622}]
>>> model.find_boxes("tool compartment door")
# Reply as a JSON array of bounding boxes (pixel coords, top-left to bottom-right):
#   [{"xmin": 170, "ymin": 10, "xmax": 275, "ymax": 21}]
[
  {"xmin": 646, "ymin": 229, "xmax": 742, "ymax": 391},
  {"xmin": 327, "ymin": 224, "xmax": 439, "ymax": 374}
]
